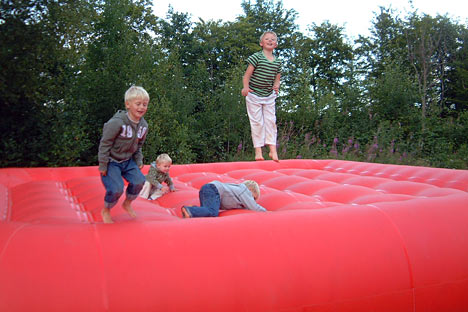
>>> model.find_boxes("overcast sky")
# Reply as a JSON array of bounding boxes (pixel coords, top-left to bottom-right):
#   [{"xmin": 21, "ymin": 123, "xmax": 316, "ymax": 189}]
[{"xmin": 152, "ymin": 0, "xmax": 468, "ymax": 38}]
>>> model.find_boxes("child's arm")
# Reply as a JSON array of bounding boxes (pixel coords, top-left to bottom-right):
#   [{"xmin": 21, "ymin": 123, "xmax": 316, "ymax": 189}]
[
  {"xmin": 146, "ymin": 167, "xmax": 163, "ymax": 189},
  {"xmin": 241, "ymin": 64, "xmax": 255, "ymax": 96},
  {"xmin": 133, "ymin": 123, "xmax": 148, "ymax": 169},
  {"xmin": 165, "ymin": 175, "xmax": 176, "ymax": 191},
  {"xmin": 272, "ymin": 73, "xmax": 281, "ymax": 94},
  {"xmin": 245, "ymin": 199, "xmax": 267, "ymax": 212},
  {"xmin": 133, "ymin": 140, "xmax": 146, "ymax": 169},
  {"xmin": 97, "ymin": 120, "xmax": 121, "ymax": 176},
  {"xmin": 252, "ymin": 203, "xmax": 267, "ymax": 212},
  {"xmin": 239, "ymin": 188, "xmax": 267, "ymax": 212}
]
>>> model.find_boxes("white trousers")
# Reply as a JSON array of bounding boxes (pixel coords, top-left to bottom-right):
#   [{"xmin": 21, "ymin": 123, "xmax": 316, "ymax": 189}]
[
  {"xmin": 246, "ymin": 92, "xmax": 277, "ymax": 148},
  {"xmin": 139, "ymin": 181, "xmax": 164, "ymax": 200}
]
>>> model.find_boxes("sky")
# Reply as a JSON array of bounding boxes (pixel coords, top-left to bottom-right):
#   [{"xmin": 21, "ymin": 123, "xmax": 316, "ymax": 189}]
[{"xmin": 152, "ymin": 0, "xmax": 468, "ymax": 38}]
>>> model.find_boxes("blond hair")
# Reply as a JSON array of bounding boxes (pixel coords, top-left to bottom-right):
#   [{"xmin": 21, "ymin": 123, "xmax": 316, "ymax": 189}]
[
  {"xmin": 125, "ymin": 86, "xmax": 149, "ymax": 103},
  {"xmin": 259, "ymin": 31, "xmax": 278, "ymax": 43},
  {"xmin": 242, "ymin": 180, "xmax": 260, "ymax": 200},
  {"xmin": 156, "ymin": 153, "xmax": 172, "ymax": 164}
]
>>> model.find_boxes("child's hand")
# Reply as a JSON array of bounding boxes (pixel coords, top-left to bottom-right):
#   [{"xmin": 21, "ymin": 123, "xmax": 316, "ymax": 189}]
[
  {"xmin": 241, "ymin": 87, "xmax": 252, "ymax": 97},
  {"xmin": 161, "ymin": 185, "xmax": 169, "ymax": 194},
  {"xmin": 170, "ymin": 188, "xmax": 176, "ymax": 192},
  {"xmin": 99, "ymin": 169, "xmax": 107, "ymax": 176},
  {"xmin": 273, "ymin": 84, "xmax": 280, "ymax": 93}
]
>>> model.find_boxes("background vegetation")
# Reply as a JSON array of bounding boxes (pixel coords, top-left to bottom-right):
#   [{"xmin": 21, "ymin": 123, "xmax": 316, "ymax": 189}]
[{"xmin": 1, "ymin": 0, "xmax": 467, "ymax": 169}]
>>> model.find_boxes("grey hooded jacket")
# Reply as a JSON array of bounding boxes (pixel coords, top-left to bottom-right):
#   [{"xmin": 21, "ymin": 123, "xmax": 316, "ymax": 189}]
[
  {"xmin": 210, "ymin": 180, "xmax": 267, "ymax": 212},
  {"xmin": 98, "ymin": 110, "xmax": 148, "ymax": 172}
]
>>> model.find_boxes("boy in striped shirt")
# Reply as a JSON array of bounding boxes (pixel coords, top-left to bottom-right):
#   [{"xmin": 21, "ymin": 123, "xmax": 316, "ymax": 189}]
[{"xmin": 242, "ymin": 31, "xmax": 281, "ymax": 162}]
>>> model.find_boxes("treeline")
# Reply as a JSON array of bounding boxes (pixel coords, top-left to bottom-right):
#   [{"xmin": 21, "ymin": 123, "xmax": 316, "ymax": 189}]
[{"xmin": 1, "ymin": 0, "xmax": 467, "ymax": 168}]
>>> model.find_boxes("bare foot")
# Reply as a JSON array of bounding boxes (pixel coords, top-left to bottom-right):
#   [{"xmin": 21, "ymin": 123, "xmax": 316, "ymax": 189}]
[
  {"xmin": 101, "ymin": 208, "xmax": 114, "ymax": 224},
  {"xmin": 269, "ymin": 152, "xmax": 279, "ymax": 162},
  {"xmin": 268, "ymin": 144, "xmax": 280, "ymax": 162},
  {"xmin": 122, "ymin": 199, "xmax": 137, "ymax": 218},
  {"xmin": 255, "ymin": 147, "xmax": 264, "ymax": 161}
]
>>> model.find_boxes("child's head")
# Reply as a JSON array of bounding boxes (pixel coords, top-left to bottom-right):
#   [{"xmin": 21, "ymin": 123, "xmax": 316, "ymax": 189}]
[
  {"xmin": 156, "ymin": 153, "xmax": 172, "ymax": 173},
  {"xmin": 243, "ymin": 180, "xmax": 260, "ymax": 201},
  {"xmin": 125, "ymin": 86, "xmax": 149, "ymax": 103},
  {"xmin": 259, "ymin": 31, "xmax": 278, "ymax": 50},
  {"xmin": 124, "ymin": 86, "xmax": 149, "ymax": 122}
]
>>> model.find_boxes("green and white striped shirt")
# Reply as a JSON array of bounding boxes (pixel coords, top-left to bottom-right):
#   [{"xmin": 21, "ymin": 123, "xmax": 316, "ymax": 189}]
[{"xmin": 247, "ymin": 51, "xmax": 282, "ymax": 97}]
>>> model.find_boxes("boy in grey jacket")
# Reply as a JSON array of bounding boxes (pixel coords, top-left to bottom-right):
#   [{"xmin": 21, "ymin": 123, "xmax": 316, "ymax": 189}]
[
  {"xmin": 98, "ymin": 86, "xmax": 149, "ymax": 223},
  {"xmin": 181, "ymin": 180, "xmax": 267, "ymax": 218}
]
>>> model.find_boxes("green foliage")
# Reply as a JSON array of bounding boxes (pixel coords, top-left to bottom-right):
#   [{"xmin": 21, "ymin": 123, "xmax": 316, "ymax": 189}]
[
  {"xmin": 367, "ymin": 61, "xmax": 419, "ymax": 122},
  {"xmin": 212, "ymin": 65, "xmax": 253, "ymax": 160},
  {"xmin": 0, "ymin": 0, "xmax": 88, "ymax": 166},
  {"xmin": 144, "ymin": 96, "xmax": 196, "ymax": 164},
  {"xmin": 1, "ymin": 0, "xmax": 467, "ymax": 169},
  {"xmin": 445, "ymin": 26, "xmax": 468, "ymax": 113}
]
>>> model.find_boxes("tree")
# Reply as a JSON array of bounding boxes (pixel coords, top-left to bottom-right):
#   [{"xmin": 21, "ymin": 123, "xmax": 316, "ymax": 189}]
[
  {"xmin": 0, "ymin": 0, "xmax": 94, "ymax": 166},
  {"xmin": 303, "ymin": 21, "xmax": 354, "ymax": 102},
  {"xmin": 75, "ymin": 0, "xmax": 157, "ymax": 164},
  {"xmin": 368, "ymin": 61, "xmax": 419, "ymax": 123},
  {"xmin": 358, "ymin": 6, "xmax": 407, "ymax": 79},
  {"xmin": 405, "ymin": 13, "xmax": 442, "ymax": 123},
  {"xmin": 442, "ymin": 23, "xmax": 468, "ymax": 114},
  {"xmin": 235, "ymin": 0, "xmax": 299, "ymax": 72}
]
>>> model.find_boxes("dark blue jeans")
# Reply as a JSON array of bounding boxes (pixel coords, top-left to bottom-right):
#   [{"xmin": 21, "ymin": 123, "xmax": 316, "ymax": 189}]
[
  {"xmin": 185, "ymin": 183, "xmax": 220, "ymax": 217},
  {"xmin": 101, "ymin": 159, "xmax": 145, "ymax": 209}
]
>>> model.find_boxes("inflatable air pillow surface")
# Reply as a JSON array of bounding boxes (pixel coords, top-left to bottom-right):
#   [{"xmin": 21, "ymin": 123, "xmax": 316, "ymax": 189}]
[{"xmin": 1, "ymin": 159, "xmax": 467, "ymax": 311}]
